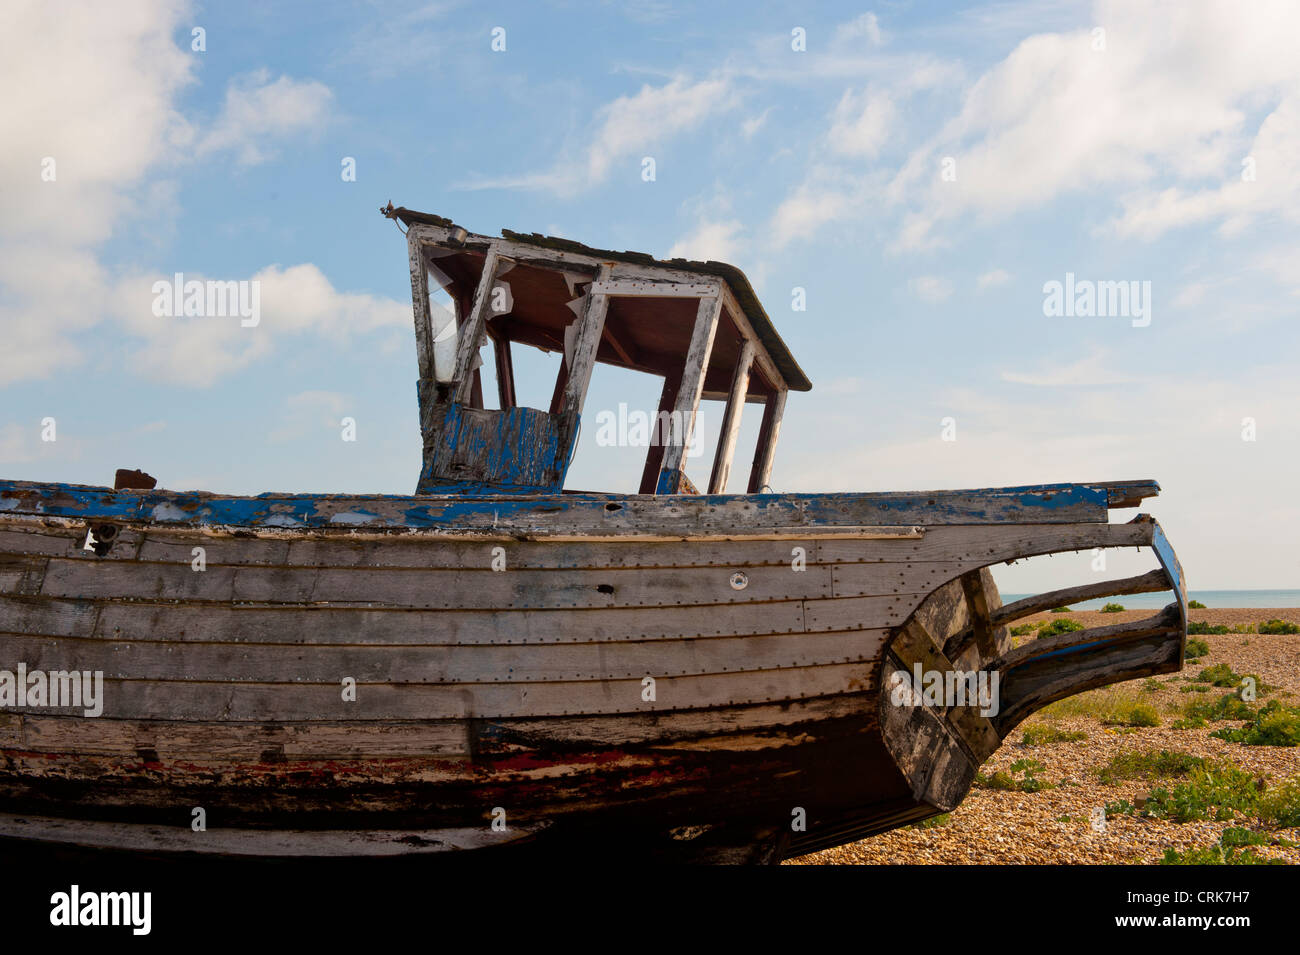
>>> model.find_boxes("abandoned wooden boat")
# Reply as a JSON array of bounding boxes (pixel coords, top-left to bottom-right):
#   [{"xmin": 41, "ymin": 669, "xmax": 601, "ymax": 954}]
[{"xmin": 0, "ymin": 206, "xmax": 1187, "ymax": 862}]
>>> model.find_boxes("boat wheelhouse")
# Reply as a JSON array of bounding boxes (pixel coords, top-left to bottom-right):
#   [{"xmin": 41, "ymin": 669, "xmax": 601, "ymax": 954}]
[{"xmin": 385, "ymin": 203, "xmax": 807, "ymax": 498}]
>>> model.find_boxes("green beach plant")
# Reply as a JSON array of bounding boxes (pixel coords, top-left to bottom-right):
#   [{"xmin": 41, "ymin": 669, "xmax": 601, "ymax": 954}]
[
  {"xmin": 1020, "ymin": 724, "xmax": 1088, "ymax": 746},
  {"xmin": 1102, "ymin": 701, "xmax": 1161, "ymax": 728},
  {"xmin": 1097, "ymin": 750, "xmax": 1206, "ymax": 785},
  {"xmin": 1036, "ymin": 617, "xmax": 1084, "ymax": 637},
  {"xmin": 1211, "ymin": 701, "xmax": 1300, "ymax": 747}
]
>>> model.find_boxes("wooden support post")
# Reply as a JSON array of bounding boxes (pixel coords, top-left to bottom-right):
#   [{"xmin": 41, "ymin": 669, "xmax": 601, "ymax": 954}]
[
  {"xmin": 657, "ymin": 294, "xmax": 722, "ymax": 493},
  {"xmin": 639, "ymin": 368, "xmax": 681, "ymax": 494},
  {"xmin": 959, "ymin": 570, "xmax": 999, "ymax": 660},
  {"xmin": 746, "ymin": 389, "xmax": 786, "ymax": 493},
  {"xmin": 548, "ymin": 360, "xmax": 570, "ymax": 416},
  {"xmin": 889, "ymin": 618, "xmax": 1002, "ymax": 762},
  {"xmin": 553, "ymin": 266, "xmax": 612, "ymax": 469},
  {"xmin": 601, "ymin": 323, "xmax": 636, "ymax": 367},
  {"xmin": 992, "ymin": 569, "xmax": 1171, "ymax": 626},
  {"xmin": 407, "ymin": 236, "xmax": 435, "ymax": 381},
  {"xmin": 407, "ymin": 235, "xmax": 439, "ymax": 447},
  {"xmin": 492, "ymin": 332, "xmax": 516, "ymax": 409},
  {"xmin": 708, "ymin": 338, "xmax": 755, "ymax": 494},
  {"xmin": 559, "ymin": 267, "xmax": 612, "ymax": 419},
  {"xmin": 452, "ymin": 247, "xmax": 503, "ymax": 405}
]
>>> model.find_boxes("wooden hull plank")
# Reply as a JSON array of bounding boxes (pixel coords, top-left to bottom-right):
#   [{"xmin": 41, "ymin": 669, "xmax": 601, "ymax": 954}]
[
  {"xmin": 0, "ymin": 595, "xmax": 815, "ymax": 645},
  {"xmin": 0, "ymin": 627, "xmax": 887, "ymax": 684},
  {"xmin": 4, "ymin": 693, "xmax": 871, "ymax": 759},
  {"xmin": 0, "ymin": 661, "xmax": 875, "ymax": 720},
  {"xmin": 36, "ymin": 558, "xmax": 841, "ymax": 609}
]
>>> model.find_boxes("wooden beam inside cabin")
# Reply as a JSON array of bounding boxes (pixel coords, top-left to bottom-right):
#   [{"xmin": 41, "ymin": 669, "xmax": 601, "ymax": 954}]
[
  {"xmin": 559, "ymin": 267, "xmax": 613, "ymax": 419},
  {"xmin": 601, "ymin": 322, "xmax": 637, "ymax": 367},
  {"xmin": 657, "ymin": 294, "xmax": 722, "ymax": 492},
  {"xmin": 491, "ymin": 331, "xmax": 516, "ymax": 409},
  {"xmin": 590, "ymin": 280, "xmax": 720, "ymax": 297},
  {"xmin": 548, "ymin": 359, "xmax": 569, "ymax": 416},
  {"xmin": 708, "ymin": 338, "xmax": 755, "ymax": 494},
  {"xmin": 452, "ymin": 246, "xmax": 505, "ymax": 405},
  {"xmin": 747, "ymin": 390, "xmax": 786, "ymax": 493},
  {"xmin": 639, "ymin": 368, "xmax": 681, "ymax": 495},
  {"xmin": 554, "ymin": 266, "xmax": 613, "ymax": 468},
  {"xmin": 718, "ymin": 282, "xmax": 787, "ymax": 395}
]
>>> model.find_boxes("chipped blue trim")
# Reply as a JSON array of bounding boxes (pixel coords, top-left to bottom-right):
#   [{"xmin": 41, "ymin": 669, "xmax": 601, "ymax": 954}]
[
  {"xmin": 1152, "ymin": 520, "xmax": 1188, "ymax": 633},
  {"xmin": 0, "ymin": 479, "xmax": 1115, "ymax": 531}
]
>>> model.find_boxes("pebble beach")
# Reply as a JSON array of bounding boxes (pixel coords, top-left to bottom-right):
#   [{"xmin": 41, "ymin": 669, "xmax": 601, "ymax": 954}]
[{"xmin": 789, "ymin": 608, "xmax": 1300, "ymax": 865}]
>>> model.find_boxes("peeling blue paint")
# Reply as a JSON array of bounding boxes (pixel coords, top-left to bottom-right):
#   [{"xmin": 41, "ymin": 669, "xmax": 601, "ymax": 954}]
[
  {"xmin": 1152, "ymin": 521, "xmax": 1187, "ymax": 627},
  {"xmin": 417, "ymin": 403, "xmax": 575, "ymax": 495},
  {"xmin": 0, "ymin": 479, "xmax": 1126, "ymax": 531}
]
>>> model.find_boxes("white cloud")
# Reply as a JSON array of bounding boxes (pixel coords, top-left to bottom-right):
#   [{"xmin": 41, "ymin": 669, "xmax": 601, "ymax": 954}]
[
  {"xmin": 885, "ymin": 0, "xmax": 1300, "ymax": 249},
  {"xmin": 999, "ymin": 349, "xmax": 1136, "ymax": 387},
  {"xmin": 764, "ymin": 57, "xmax": 950, "ymax": 247},
  {"xmin": 111, "ymin": 264, "xmax": 409, "ymax": 387},
  {"xmin": 910, "ymin": 275, "xmax": 953, "ymax": 303},
  {"xmin": 270, "ymin": 390, "xmax": 353, "ymax": 443},
  {"xmin": 977, "ymin": 268, "xmax": 1011, "ymax": 289},
  {"xmin": 668, "ymin": 219, "xmax": 744, "ymax": 262},
  {"xmin": 1171, "ymin": 280, "xmax": 1212, "ymax": 308},
  {"xmin": 834, "ymin": 12, "xmax": 883, "ymax": 48},
  {"xmin": 0, "ymin": 1, "xmax": 363, "ymax": 389},
  {"xmin": 827, "ymin": 88, "xmax": 895, "ymax": 158},
  {"xmin": 741, "ymin": 108, "xmax": 772, "ymax": 139},
  {"xmin": 463, "ymin": 74, "xmax": 739, "ymax": 195},
  {"xmin": 0, "ymin": 0, "xmax": 193, "ymax": 384},
  {"xmin": 194, "ymin": 70, "xmax": 334, "ymax": 166},
  {"xmin": 341, "ymin": 2, "xmax": 457, "ymax": 80},
  {"xmin": 762, "ymin": 1, "xmax": 1300, "ymax": 257},
  {"xmin": 1111, "ymin": 93, "xmax": 1300, "ymax": 240},
  {"xmin": 769, "ymin": 167, "xmax": 884, "ymax": 244}
]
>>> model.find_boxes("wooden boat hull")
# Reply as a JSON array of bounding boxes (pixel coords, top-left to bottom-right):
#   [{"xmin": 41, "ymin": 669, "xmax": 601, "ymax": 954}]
[{"xmin": 0, "ymin": 479, "xmax": 1186, "ymax": 862}]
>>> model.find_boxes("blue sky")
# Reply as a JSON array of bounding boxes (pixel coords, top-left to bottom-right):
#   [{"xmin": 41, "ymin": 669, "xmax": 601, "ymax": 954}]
[{"xmin": 2, "ymin": 0, "xmax": 1298, "ymax": 593}]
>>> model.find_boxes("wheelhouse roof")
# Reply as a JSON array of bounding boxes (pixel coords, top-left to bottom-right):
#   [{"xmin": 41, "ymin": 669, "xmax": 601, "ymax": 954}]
[{"xmin": 384, "ymin": 204, "xmax": 812, "ymax": 393}]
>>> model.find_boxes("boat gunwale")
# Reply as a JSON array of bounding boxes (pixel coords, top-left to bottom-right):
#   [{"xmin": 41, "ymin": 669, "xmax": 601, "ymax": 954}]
[{"xmin": 0, "ymin": 479, "xmax": 1159, "ymax": 538}]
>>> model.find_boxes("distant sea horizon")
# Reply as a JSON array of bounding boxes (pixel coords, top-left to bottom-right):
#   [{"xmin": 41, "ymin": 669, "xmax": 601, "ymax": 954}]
[{"xmin": 1000, "ymin": 589, "xmax": 1300, "ymax": 610}]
